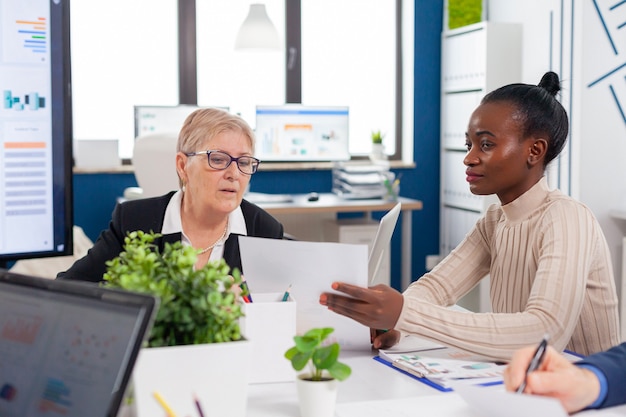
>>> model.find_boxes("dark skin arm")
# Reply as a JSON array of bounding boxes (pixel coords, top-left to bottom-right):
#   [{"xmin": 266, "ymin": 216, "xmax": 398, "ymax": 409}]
[{"xmin": 320, "ymin": 282, "xmax": 404, "ymax": 349}]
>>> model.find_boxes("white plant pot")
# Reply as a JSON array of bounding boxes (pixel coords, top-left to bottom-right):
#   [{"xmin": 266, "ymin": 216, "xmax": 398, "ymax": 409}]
[
  {"xmin": 370, "ymin": 143, "xmax": 387, "ymax": 161},
  {"xmin": 295, "ymin": 374, "xmax": 339, "ymax": 417},
  {"xmin": 132, "ymin": 340, "xmax": 250, "ymax": 417}
]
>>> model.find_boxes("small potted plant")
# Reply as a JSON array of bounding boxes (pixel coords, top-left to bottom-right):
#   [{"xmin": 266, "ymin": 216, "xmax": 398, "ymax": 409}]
[
  {"xmin": 104, "ymin": 230, "xmax": 249, "ymax": 417},
  {"xmin": 370, "ymin": 130, "xmax": 386, "ymax": 161},
  {"xmin": 371, "ymin": 130, "xmax": 385, "ymax": 145},
  {"xmin": 284, "ymin": 327, "xmax": 351, "ymax": 417}
]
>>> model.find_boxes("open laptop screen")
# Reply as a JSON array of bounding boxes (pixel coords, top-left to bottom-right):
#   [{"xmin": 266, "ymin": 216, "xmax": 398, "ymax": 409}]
[{"xmin": 0, "ymin": 271, "xmax": 157, "ymax": 417}]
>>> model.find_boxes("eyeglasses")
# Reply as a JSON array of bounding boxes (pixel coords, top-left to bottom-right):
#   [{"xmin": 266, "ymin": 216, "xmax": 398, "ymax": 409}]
[{"xmin": 185, "ymin": 150, "xmax": 260, "ymax": 175}]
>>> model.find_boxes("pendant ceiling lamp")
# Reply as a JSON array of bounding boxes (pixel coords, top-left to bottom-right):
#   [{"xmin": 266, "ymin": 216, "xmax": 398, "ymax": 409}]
[{"xmin": 234, "ymin": 3, "xmax": 280, "ymax": 50}]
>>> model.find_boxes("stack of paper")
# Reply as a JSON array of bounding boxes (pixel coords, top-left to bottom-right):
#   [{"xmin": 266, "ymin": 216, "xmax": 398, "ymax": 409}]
[{"xmin": 332, "ymin": 161, "xmax": 394, "ymax": 199}]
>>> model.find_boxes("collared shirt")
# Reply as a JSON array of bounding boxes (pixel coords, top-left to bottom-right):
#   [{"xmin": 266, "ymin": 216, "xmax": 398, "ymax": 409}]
[{"xmin": 162, "ymin": 190, "xmax": 247, "ymax": 263}]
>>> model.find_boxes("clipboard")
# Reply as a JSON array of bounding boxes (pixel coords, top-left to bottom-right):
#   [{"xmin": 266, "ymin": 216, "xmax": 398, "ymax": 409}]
[
  {"xmin": 373, "ymin": 355, "xmax": 456, "ymax": 392},
  {"xmin": 374, "ymin": 348, "xmax": 585, "ymax": 392},
  {"xmin": 373, "ymin": 348, "xmax": 506, "ymax": 392}
]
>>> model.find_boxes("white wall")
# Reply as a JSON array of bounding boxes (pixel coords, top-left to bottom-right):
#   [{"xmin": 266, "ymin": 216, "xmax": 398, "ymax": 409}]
[
  {"xmin": 575, "ymin": 1, "xmax": 626, "ymax": 337},
  {"xmin": 488, "ymin": 0, "xmax": 626, "ymax": 335}
]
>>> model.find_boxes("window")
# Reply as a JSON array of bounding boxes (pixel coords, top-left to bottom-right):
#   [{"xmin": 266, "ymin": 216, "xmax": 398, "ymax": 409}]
[
  {"xmin": 301, "ymin": 0, "xmax": 397, "ymax": 156},
  {"xmin": 196, "ymin": 0, "xmax": 285, "ymax": 125},
  {"xmin": 70, "ymin": 0, "xmax": 178, "ymax": 159},
  {"xmin": 71, "ymin": 1, "xmax": 413, "ymax": 163}
]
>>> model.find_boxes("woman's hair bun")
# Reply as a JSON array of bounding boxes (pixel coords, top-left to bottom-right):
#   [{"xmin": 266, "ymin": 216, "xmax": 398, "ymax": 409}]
[{"xmin": 538, "ymin": 71, "xmax": 561, "ymax": 96}]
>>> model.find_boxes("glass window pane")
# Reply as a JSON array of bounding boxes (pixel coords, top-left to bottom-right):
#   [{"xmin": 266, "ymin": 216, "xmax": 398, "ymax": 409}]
[
  {"xmin": 196, "ymin": 0, "xmax": 286, "ymax": 129},
  {"xmin": 71, "ymin": 0, "xmax": 178, "ymax": 159},
  {"xmin": 301, "ymin": 0, "xmax": 397, "ymax": 155}
]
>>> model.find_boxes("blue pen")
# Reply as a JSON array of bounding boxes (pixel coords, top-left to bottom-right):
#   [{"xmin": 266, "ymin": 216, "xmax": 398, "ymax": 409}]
[{"xmin": 281, "ymin": 284, "xmax": 292, "ymax": 302}]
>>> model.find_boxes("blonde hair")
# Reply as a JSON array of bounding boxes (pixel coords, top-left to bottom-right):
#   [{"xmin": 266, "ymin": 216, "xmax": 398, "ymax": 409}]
[{"xmin": 176, "ymin": 108, "xmax": 255, "ymax": 154}]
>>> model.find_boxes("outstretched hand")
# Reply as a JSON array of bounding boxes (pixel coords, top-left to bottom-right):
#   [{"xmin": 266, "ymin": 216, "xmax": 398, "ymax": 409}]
[{"xmin": 319, "ymin": 282, "xmax": 404, "ymax": 331}]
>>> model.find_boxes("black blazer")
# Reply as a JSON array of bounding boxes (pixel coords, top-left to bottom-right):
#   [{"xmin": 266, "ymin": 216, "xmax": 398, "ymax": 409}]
[{"xmin": 57, "ymin": 192, "xmax": 284, "ymax": 282}]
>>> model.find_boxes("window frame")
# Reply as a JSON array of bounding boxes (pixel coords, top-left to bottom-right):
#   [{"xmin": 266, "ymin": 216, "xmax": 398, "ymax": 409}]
[{"xmin": 178, "ymin": 0, "xmax": 408, "ymax": 165}]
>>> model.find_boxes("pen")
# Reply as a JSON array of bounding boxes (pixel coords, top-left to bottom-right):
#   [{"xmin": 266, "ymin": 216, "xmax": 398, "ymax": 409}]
[
  {"xmin": 516, "ymin": 334, "xmax": 549, "ymax": 394},
  {"xmin": 240, "ymin": 280, "xmax": 253, "ymax": 303},
  {"xmin": 194, "ymin": 394, "xmax": 206, "ymax": 417},
  {"xmin": 282, "ymin": 284, "xmax": 292, "ymax": 302},
  {"xmin": 153, "ymin": 391, "xmax": 178, "ymax": 417}
]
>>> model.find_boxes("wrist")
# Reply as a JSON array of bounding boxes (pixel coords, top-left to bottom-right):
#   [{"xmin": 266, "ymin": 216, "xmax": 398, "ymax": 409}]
[{"xmin": 577, "ymin": 365, "xmax": 606, "ymax": 409}]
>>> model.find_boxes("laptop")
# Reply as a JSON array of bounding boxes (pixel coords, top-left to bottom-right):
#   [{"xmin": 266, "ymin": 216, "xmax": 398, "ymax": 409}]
[
  {"xmin": 368, "ymin": 202, "xmax": 402, "ymax": 285},
  {"xmin": 0, "ymin": 270, "xmax": 157, "ymax": 417}
]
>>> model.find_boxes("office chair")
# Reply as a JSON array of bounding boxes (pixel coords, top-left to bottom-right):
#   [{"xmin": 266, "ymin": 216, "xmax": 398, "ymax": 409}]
[{"xmin": 126, "ymin": 132, "xmax": 180, "ymax": 199}]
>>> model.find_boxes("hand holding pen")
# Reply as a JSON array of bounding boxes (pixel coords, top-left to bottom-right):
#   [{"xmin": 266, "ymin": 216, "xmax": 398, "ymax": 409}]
[
  {"xmin": 516, "ymin": 334, "xmax": 549, "ymax": 393},
  {"xmin": 504, "ymin": 337, "xmax": 602, "ymax": 413}
]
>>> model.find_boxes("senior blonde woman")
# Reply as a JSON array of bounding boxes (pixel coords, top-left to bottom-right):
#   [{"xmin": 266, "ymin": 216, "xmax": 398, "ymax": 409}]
[{"xmin": 58, "ymin": 108, "xmax": 283, "ymax": 282}]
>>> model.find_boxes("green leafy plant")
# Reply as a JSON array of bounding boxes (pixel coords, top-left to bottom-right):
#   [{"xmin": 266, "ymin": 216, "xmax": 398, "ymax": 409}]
[
  {"xmin": 103, "ymin": 230, "xmax": 245, "ymax": 347},
  {"xmin": 448, "ymin": 0, "xmax": 483, "ymax": 30},
  {"xmin": 371, "ymin": 130, "xmax": 385, "ymax": 144},
  {"xmin": 284, "ymin": 327, "xmax": 351, "ymax": 381}
]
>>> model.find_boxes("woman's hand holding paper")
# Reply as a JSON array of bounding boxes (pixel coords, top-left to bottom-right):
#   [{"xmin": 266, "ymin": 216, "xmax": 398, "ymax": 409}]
[{"xmin": 319, "ymin": 282, "xmax": 404, "ymax": 333}]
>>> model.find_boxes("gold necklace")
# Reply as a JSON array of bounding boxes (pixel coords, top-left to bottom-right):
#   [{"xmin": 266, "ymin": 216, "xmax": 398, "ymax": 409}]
[{"xmin": 198, "ymin": 220, "xmax": 229, "ymax": 255}]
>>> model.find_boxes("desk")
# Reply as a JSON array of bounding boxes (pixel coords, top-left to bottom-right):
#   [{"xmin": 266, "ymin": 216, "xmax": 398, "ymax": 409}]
[
  {"xmin": 246, "ymin": 349, "xmax": 440, "ymax": 416},
  {"xmin": 118, "ymin": 343, "xmax": 626, "ymax": 417},
  {"xmin": 245, "ymin": 348, "xmax": 626, "ymax": 417},
  {"xmin": 253, "ymin": 193, "xmax": 423, "ymax": 290}
]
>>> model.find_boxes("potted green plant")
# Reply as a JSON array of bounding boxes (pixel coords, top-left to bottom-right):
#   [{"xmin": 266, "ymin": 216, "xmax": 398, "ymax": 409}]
[
  {"xmin": 370, "ymin": 130, "xmax": 386, "ymax": 161},
  {"xmin": 285, "ymin": 327, "xmax": 351, "ymax": 417},
  {"xmin": 371, "ymin": 130, "xmax": 385, "ymax": 145},
  {"xmin": 103, "ymin": 230, "xmax": 249, "ymax": 417}
]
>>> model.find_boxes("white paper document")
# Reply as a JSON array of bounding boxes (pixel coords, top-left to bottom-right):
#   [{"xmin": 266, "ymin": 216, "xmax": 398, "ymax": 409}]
[
  {"xmin": 335, "ymin": 385, "xmax": 569, "ymax": 417},
  {"xmin": 335, "ymin": 394, "xmax": 479, "ymax": 417},
  {"xmin": 238, "ymin": 236, "xmax": 371, "ymax": 350},
  {"xmin": 379, "ymin": 334, "xmax": 445, "ymax": 353},
  {"xmin": 453, "ymin": 384, "xmax": 569, "ymax": 417},
  {"xmin": 379, "ymin": 349, "xmax": 505, "ymax": 389}
]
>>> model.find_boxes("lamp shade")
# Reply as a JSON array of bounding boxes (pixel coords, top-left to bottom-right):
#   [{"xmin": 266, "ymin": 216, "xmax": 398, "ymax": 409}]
[{"xmin": 234, "ymin": 3, "xmax": 280, "ymax": 50}]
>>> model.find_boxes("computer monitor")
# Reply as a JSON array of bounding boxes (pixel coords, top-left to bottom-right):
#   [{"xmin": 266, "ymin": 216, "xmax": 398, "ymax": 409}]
[
  {"xmin": 255, "ymin": 104, "xmax": 351, "ymax": 162},
  {"xmin": 133, "ymin": 105, "xmax": 229, "ymax": 138},
  {"xmin": 0, "ymin": 0, "xmax": 73, "ymax": 266}
]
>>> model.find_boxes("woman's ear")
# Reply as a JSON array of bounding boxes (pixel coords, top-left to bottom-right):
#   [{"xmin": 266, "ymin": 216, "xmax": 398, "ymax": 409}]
[
  {"xmin": 528, "ymin": 138, "xmax": 548, "ymax": 167},
  {"xmin": 175, "ymin": 152, "xmax": 188, "ymax": 185}
]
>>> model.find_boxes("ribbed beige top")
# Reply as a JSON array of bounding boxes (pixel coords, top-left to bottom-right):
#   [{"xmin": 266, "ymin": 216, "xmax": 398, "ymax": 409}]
[{"xmin": 397, "ymin": 177, "xmax": 620, "ymax": 361}]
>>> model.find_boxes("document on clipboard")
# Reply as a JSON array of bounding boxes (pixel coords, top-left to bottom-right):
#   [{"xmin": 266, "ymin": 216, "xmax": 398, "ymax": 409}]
[{"xmin": 374, "ymin": 346, "xmax": 506, "ymax": 392}]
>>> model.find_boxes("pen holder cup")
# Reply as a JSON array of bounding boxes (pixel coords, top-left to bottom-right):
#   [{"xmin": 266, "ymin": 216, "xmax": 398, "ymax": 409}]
[
  {"xmin": 133, "ymin": 339, "xmax": 250, "ymax": 417},
  {"xmin": 240, "ymin": 292, "xmax": 297, "ymax": 383}
]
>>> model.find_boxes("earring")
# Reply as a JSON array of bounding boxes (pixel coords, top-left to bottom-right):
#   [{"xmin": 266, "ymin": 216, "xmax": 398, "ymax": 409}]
[{"xmin": 181, "ymin": 183, "xmax": 186, "ymax": 193}]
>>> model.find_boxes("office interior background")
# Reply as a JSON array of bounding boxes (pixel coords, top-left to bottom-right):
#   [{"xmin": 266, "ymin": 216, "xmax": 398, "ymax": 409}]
[{"xmin": 70, "ymin": 0, "xmax": 626, "ymax": 335}]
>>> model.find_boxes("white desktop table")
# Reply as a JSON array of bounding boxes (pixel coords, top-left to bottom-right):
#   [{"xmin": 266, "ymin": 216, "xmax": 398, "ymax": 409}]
[
  {"xmin": 253, "ymin": 193, "xmax": 423, "ymax": 291},
  {"xmin": 246, "ymin": 348, "xmax": 441, "ymax": 416},
  {"xmin": 119, "ymin": 345, "xmax": 626, "ymax": 417},
  {"xmin": 246, "ymin": 348, "xmax": 626, "ymax": 417}
]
